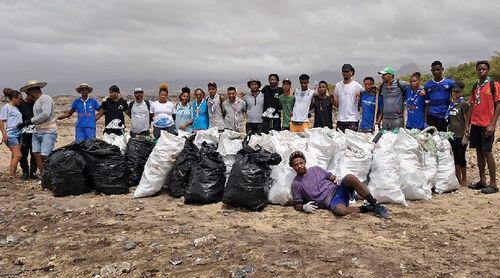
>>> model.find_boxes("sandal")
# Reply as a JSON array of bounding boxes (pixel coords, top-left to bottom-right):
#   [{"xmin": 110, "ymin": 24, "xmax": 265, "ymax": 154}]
[
  {"xmin": 468, "ymin": 182, "xmax": 487, "ymax": 190},
  {"xmin": 481, "ymin": 186, "xmax": 499, "ymax": 194}
]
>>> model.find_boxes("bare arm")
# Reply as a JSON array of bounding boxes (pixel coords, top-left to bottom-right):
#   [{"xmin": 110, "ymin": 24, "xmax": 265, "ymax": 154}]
[
  {"xmin": 57, "ymin": 108, "xmax": 76, "ymax": 120},
  {"xmin": 0, "ymin": 121, "xmax": 7, "ymax": 142},
  {"xmin": 294, "ymin": 203, "xmax": 304, "ymax": 212},
  {"xmin": 95, "ymin": 108, "xmax": 104, "ymax": 121},
  {"xmin": 486, "ymin": 101, "xmax": 500, "ymax": 136}
]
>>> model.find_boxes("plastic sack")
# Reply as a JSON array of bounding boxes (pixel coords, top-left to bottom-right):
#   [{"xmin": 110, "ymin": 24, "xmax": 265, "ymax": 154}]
[
  {"xmin": 248, "ymin": 133, "xmax": 274, "ymax": 153},
  {"xmin": 184, "ymin": 142, "xmax": 226, "ymax": 204},
  {"xmin": 165, "ymin": 136, "xmax": 199, "ymax": 198},
  {"xmin": 306, "ymin": 128, "xmax": 336, "ymax": 169},
  {"xmin": 103, "ymin": 132, "xmax": 130, "ymax": 155},
  {"xmin": 368, "ymin": 133, "xmax": 408, "ymax": 206},
  {"xmin": 434, "ymin": 135, "xmax": 460, "ymax": 193},
  {"xmin": 126, "ymin": 137, "xmax": 155, "ymax": 187},
  {"xmin": 217, "ymin": 130, "xmax": 245, "ymax": 178},
  {"xmin": 336, "ymin": 130, "xmax": 374, "ymax": 184},
  {"xmin": 134, "ymin": 131, "xmax": 186, "ymax": 198},
  {"xmin": 76, "ymin": 139, "xmax": 129, "ymax": 195},
  {"xmin": 326, "ymin": 131, "xmax": 346, "ymax": 176},
  {"xmin": 193, "ymin": 127, "xmax": 220, "ymax": 148},
  {"xmin": 223, "ymin": 147, "xmax": 282, "ymax": 211},
  {"xmin": 394, "ymin": 128, "xmax": 432, "ymax": 200},
  {"xmin": 43, "ymin": 148, "xmax": 90, "ymax": 197}
]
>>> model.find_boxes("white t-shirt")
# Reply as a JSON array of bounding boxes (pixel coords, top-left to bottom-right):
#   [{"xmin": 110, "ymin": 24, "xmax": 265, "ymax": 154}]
[
  {"xmin": 333, "ymin": 80, "xmax": 363, "ymax": 122},
  {"xmin": 291, "ymin": 88, "xmax": 315, "ymax": 122},
  {"xmin": 150, "ymin": 101, "xmax": 176, "ymax": 122}
]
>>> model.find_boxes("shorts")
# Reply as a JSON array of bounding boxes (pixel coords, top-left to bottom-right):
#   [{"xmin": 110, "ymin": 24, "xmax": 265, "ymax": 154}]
[
  {"xmin": 329, "ymin": 179, "xmax": 355, "ymax": 210},
  {"xmin": 246, "ymin": 123, "xmax": 263, "ymax": 135},
  {"xmin": 262, "ymin": 118, "xmax": 281, "ymax": 133},
  {"xmin": 382, "ymin": 117, "xmax": 404, "ymax": 131},
  {"xmin": 469, "ymin": 125, "xmax": 494, "ymax": 152},
  {"xmin": 449, "ymin": 137, "xmax": 467, "ymax": 167},
  {"xmin": 358, "ymin": 128, "xmax": 374, "ymax": 134},
  {"xmin": 75, "ymin": 127, "xmax": 96, "ymax": 143},
  {"xmin": 5, "ymin": 135, "xmax": 22, "ymax": 148},
  {"xmin": 32, "ymin": 132, "xmax": 57, "ymax": 156},
  {"xmin": 290, "ymin": 121, "xmax": 310, "ymax": 133},
  {"xmin": 427, "ymin": 115, "xmax": 448, "ymax": 132},
  {"xmin": 336, "ymin": 121, "xmax": 359, "ymax": 133},
  {"xmin": 153, "ymin": 125, "xmax": 176, "ymax": 139}
]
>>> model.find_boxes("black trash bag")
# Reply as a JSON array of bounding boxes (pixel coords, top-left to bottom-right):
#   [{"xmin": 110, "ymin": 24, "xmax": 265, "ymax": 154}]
[
  {"xmin": 126, "ymin": 137, "xmax": 155, "ymax": 187},
  {"xmin": 223, "ymin": 146, "xmax": 281, "ymax": 211},
  {"xmin": 184, "ymin": 142, "xmax": 226, "ymax": 204},
  {"xmin": 165, "ymin": 136, "xmax": 198, "ymax": 198},
  {"xmin": 41, "ymin": 144, "xmax": 78, "ymax": 191},
  {"xmin": 46, "ymin": 150, "xmax": 90, "ymax": 197},
  {"xmin": 76, "ymin": 139, "xmax": 129, "ymax": 195}
]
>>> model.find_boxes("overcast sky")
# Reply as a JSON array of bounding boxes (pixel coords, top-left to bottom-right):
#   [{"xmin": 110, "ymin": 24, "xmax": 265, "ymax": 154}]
[{"xmin": 1, "ymin": 0, "xmax": 499, "ymax": 89}]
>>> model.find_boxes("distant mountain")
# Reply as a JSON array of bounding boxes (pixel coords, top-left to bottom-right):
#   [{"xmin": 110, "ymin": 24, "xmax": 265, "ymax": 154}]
[{"xmin": 396, "ymin": 63, "xmax": 421, "ymax": 76}]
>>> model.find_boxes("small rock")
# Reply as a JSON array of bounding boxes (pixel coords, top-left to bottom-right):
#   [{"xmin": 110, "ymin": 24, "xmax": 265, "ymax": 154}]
[
  {"xmin": 115, "ymin": 211, "xmax": 127, "ymax": 216},
  {"xmin": 14, "ymin": 257, "xmax": 26, "ymax": 266},
  {"xmin": 212, "ymin": 250, "xmax": 223, "ymax": 262},
  {"xmin": 231, "ymin": 268, "xmax": 247, "ymax": 278},
  {"xmin": 124, "ymin": 242, "xmax": 137, "ymax": 251},
  {"xmin": 20, "ymin": 226, "xmax": 28, "ymax": 232},
  {"xmin": 243, "ymin": 262, "xmax": 254, "ymax": 273},
  {"xmin": 193, "ymin": 234, "xmax": 216, "ymax": 247},
  {"xmin": 99, "ymin": 262, "xmax": 132, "ymax": 277},
  {"xmin": 169, "ymin": 255, "xmax": 182, "ymax": 266},
  {"xmin": 194, "ymin": 257, "xmax": 206, "ymax": 265}
]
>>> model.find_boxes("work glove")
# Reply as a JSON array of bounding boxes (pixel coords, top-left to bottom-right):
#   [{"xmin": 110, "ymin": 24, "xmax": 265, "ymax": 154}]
[{"xmin": 302, "ymin": 201, "xmax": 318, "ymax": 213}]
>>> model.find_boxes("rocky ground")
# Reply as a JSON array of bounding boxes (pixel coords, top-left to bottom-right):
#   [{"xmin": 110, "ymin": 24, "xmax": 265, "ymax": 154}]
[{"xmin": 0, "ymin": 97, "xmax": 499, "ymax": 277}]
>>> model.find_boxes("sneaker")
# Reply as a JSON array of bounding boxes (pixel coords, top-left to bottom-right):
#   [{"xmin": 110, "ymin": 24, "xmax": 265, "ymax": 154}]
[
  {"xmin": 480, "ymin": 186, "xmax": 499, "ymax": 194},
  {"xmin": 372, "ymin": 204, "xmax": 390, "ymax": 219},
  {"xmin": 21, "ymin": 172, "xmax": 30, "ymax": 181},
  {"xmin": 468, "ymin": 182, "xmax": 487, "ymax": 190}
]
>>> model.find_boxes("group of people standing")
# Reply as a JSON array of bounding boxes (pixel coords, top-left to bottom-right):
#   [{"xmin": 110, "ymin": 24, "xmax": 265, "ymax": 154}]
[{"xmin": 1, "ymin": 60, "xmax": 499, "ymax": 195}]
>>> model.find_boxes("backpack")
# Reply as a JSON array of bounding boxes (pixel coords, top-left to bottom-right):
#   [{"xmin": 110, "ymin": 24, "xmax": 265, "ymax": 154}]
[{"xmin": 129, "ymin": 100, "xmax": 152, "ymax": 123}]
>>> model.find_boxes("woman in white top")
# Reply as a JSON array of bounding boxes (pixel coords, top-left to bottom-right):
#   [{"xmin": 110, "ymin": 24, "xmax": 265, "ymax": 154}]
[
  {"xmin": 0, "ymin": 89, "xmax": 25, "ymax": 178},
  {"xmin": 150, "ymin": 83, "xmax": 176, "ymax": 139}
]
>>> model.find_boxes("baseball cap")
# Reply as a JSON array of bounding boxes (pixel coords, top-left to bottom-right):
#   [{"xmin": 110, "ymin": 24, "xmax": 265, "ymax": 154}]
[
  {"xmin": 109, "ymin": 85, "xmax": 120, "ymax": 93},
  {"xmin": 378, "ymin": 67, "xmax": 396, "ymax": 75},
  {"xmin": 207, "ymin": 81, "xmax": 217, "ymax": 88},
  {"xmin": 282, "ymin": 78, "xmax": 291, "ymax": 85},
  {"xmin": 134, "ymin": 87, "xmax": 144, "ymax": 93}
]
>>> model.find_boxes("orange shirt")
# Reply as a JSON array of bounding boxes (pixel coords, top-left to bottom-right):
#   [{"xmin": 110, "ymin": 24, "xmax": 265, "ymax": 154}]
[{"xmin": 469, "ymin": 80, "xmax": 500, "ymax": 127}]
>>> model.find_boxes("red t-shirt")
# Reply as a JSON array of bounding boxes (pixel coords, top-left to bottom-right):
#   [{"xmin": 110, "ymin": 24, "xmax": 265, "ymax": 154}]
[{"xmin": 469, "ymin": 80, "xmax": 500, "ymax": 127}]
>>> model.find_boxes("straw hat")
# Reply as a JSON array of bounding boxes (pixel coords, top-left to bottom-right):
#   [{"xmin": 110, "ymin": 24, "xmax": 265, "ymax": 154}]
[
  {"xmin": 20, "ymin": 80, "xmax": 47, "ymax": 93},
  {"xmin": 75, "ymin": 83, "xmax": 93, "ymax": 93}
]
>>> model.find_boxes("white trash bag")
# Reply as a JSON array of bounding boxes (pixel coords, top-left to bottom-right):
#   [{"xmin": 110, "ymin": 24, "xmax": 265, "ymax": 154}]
[
  {"xmin": 193, "ymin": 127, "xmax": 220, "ymax": 148},
  {"xmin": 368, "ymin": 133, "xmax": 408, "ymax": 206},
  {"xmin": 326, "ymin": 130, "xmax": 346, "ymax": 176},
  {"xmin": 336, "ymin": 130, "xmax": 374, "ymax": 184},
  {"xmin": 217, "ymin": 130, "xmax": 245, "ymax": 178},
  {"xmin": 434, "ymin": 135, "xmax": 460, "ymax": 194},
  {"xmin": 306, "ymin": 128, "xmax": 336, "ymax": 169},
  {"xmin": 134, "ymin": 131, "xmax": 186, "ymax": 198},
  {"xmin": 102, "ymin": 119, "xmax": 130, "ymax": 154},
  {"xmin": 394, "ymin": 128, "xmax": 432, "ymax": 200}
]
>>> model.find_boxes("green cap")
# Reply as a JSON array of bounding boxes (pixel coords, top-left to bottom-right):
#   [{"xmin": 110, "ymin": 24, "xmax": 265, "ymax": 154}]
[{"xmin": 378, "ymin": 66, "xmax": 396, "ymax": 75}]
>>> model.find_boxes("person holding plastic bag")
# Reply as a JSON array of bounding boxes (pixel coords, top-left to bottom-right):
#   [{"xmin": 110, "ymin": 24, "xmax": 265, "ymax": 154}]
[
  {"xmin": 151, "ymin": 83, "xmax": 176, "ymax": 138},
  {"xmin": 289, "ymin": 151, "xmax": 390, "ymax": 219},
  {"xmin": 96, "ymin": 85, "xmax": 130, "ymax": 135}
]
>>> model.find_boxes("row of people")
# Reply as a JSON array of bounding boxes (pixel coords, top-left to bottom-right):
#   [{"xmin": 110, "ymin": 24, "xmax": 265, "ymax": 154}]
[{"xmin": 1, "ymin": 60, "xmax": 499, "ymax": 195}]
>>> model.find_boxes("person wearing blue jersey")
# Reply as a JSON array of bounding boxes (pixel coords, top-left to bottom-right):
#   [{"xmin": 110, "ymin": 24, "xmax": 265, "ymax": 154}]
[
  {"xmin": 58, "ymin": 83, "xmax": 100, "ymax": 142},
  {"xmin": 405, "ymin": 72, "xmax": 427, "ymax": 130},
  {"xmin": 358, "ymin": 77, "xmax": 383, "ymax": 133},
  {"xmin": 424, "ymin": 61, "xmax": 455, "ymax": 131}
]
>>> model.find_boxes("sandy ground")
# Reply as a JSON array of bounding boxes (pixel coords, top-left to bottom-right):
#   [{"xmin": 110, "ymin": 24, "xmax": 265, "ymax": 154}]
[{"xmin": 0, "ymin": 97, "xmax": 499, "ymax": 277}]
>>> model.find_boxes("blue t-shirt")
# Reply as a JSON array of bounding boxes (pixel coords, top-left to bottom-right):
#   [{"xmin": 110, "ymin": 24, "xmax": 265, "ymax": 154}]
[
  {"xmin": 71, "ymin": 98, "xmax": 100, "ymax": 128},
  {"xmin": 191, "ymin": 99, "xmax": 209, "ymax": 131},
  {"xmin": 405, "ymin": 87, "xmax": 426, "ymax": 130},
  {"xmin": 359, "ymin": 90, "xmax": 383, "ymax": 130},
  {"xmin": 424, "ymin": 78, "xmax": 455, "ymax": 119}
]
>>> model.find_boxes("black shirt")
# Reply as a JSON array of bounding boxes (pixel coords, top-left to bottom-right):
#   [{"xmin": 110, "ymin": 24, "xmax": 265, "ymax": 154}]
[
  {"xmin": 18, "ymin": 101, "xmax": 35, "ymax": 121},
  {"xmin": 261, "ymin": 85, "xmax": 283, "ymax": 116},
  {"xmin": 311, "ymin": 95, "xmax": 334, "ymax": 129},
  {"xmin": 101, "ymin": 98, "xmax": 129, "ymax": 128}
]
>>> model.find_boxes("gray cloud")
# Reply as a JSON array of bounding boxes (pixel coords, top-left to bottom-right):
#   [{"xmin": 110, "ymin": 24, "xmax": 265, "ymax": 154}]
[{"xmin": 1, "ymin": 0, "xmax": 499, "ymax": 91}]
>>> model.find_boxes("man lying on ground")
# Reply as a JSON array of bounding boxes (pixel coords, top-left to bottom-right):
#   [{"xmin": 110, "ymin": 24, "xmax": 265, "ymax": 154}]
[{"xmin": 289, "ymin": 151, "xmax": 390, "ymax": 218}]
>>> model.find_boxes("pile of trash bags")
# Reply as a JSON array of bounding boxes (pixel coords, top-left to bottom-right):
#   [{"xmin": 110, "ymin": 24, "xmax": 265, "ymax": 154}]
[
  {"xmin": 43, "ymin": 138, "xmax": 130, "ymax": 197},
  {"xmin": 44, "ymin": 126, "xmax": 461, "ymax": 210}
]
